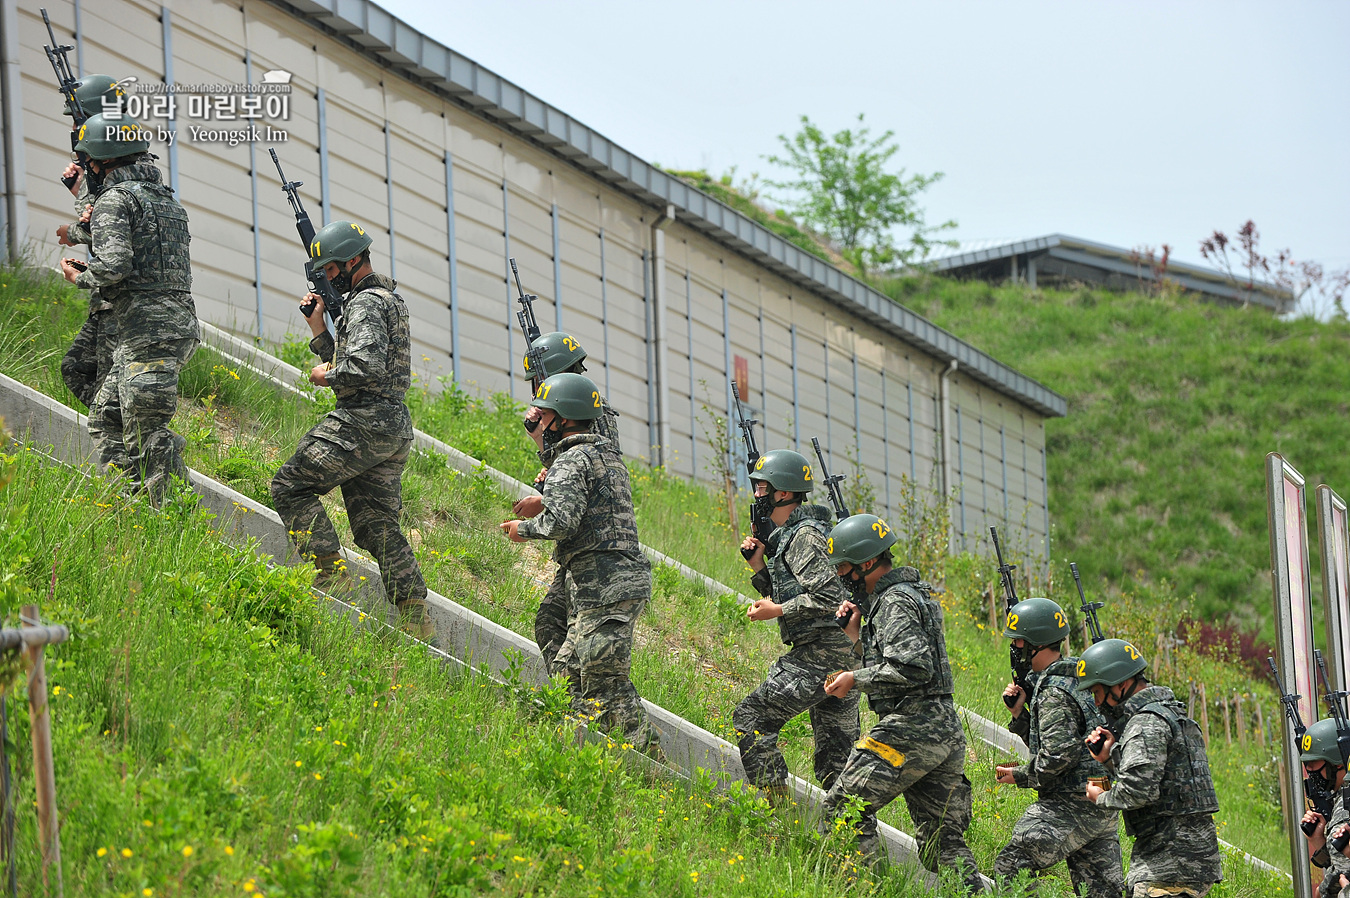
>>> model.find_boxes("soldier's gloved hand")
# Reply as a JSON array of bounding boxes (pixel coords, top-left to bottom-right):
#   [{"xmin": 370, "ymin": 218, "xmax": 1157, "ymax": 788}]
[
  {"xmin": 513, "ymin": 495, "xmax": 544, "ymax": 518},
  {"xmin": 62, "ymin": 162, "xmax": 82, "ymax": 195},
  {"xmin": 1004, "ymin": 683, "xmax": 1028, "ymax": 717},
  {"xmin": 747, "ymin": 598, "xmax": 783, "ymax": 622},
  {"xmin": 1085, "ymin": 725, "xmax": 1115, "ymax": 762},
  {"xmin": 741, "ymin": 536, "xmax": 766, "ymax": 570},
  {"xmin": 499, "ymin": 519, "xmax": 526, "ymax": 543},
  {"xmin": 994, "ymin": 764, "xmax": 1019, "ymax": 785}
]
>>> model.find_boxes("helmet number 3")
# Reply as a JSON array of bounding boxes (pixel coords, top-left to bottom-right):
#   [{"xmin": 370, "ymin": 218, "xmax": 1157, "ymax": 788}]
[{"xmin": 827, "ymin": 537, "xmax": 834, "ymax": 554}]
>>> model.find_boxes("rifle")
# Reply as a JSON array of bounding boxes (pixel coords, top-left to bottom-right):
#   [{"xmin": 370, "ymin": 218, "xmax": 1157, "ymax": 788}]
[
  {"xmin": 511, "ymin": 259, "xmax": 547, "ymax": 407},
  {"xmin": 730, "ymin": 381, "xmax": 766, "ymax": 558},
  {"xmin": 269, "ymin": 149, "xmax": 343, "ymax": 323},
  {"xmin": 991, "ymin": 526, "xmax": 1031, "ymax": 709},
  {"xmin": 1070, "ymin": 562, "xmax": 1105, "ymax": 644},
  {"xmin": 810, "ymin": 437, "xmax": 849, "ymax": 522},
  {"xmin": 1268, "ymin": 656, "xmax": 1334, "ymax": 837},
  {"xmin": 41, "ymin": 8, "xmax": 88, "ymax": 191}
]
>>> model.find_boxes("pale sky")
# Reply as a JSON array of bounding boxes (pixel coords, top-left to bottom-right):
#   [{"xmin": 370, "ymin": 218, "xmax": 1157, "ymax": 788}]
[{"xmin": 375, "ymin": 0, "xmax": 1350, "ymax": 271}]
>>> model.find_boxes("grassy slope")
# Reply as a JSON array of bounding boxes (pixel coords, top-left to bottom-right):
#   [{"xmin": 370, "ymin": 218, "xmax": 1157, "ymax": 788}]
[
  {"xmin": 882, "ymin": 275, "xmax": 1350, "ymax": 638},
  {"xmin": 0, "ymin": 268, "xmax": 1290, "ymax": 892}
]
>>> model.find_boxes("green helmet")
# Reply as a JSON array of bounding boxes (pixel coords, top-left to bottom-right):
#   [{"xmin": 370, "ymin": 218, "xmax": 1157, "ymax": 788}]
[
  {"xmin": 63, "ymin": 74, "xmax": 126, "ymax": 118},
  {"xmin": 308, "ymin": 220, "xmax": 373, "ymax": 268},
  {"xmin": 749, "ymin": 449, "xmax": 814, "ymax": 494},
  {"xmin": 531, "ymin": 372, "xmax": 603, "ymax": 421},
  {"xmin": 1003, "ymin": 597, "xmax": 1070, "ymax": 645},
  {"xmin": 1075, "ymin": 638, "xmax": 1148, "ymax": 690},
  {"xmin": 1300, "ymin": 719, "xmax": 1347, "ymax": 767},
  {"xmin": 73, "ymin": 113, "xmax": 150, "ymax": 160},
  {"xmin": 827, "ymin": 514, "xmax": 898, "ymax": 566},
  {"xmin": 523, "ymin": 332, "xmax": 587, "ymax": 379}
]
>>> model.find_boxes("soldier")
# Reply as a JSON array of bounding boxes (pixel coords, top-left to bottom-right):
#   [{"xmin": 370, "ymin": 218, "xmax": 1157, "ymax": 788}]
[
  {"xmin": 510, "ymin": 333, "xmax": 620, "ymax": 674},
  {"xmin": 59, "ymin": 113, "xmax": 197, "ymax": 503},
  {"xmin": 821, "ymin": 513, "xmax": 984, "ymax": 893},
  {"xmin": 1079, "ymin": 639, "xmax": 1222, "ymax": 898},
  {"xmin": 1299, "ymin": 719, "xmax": 1350, "ymax": 896},
  {"xmin": 993, "ymin": 597, "xmax": 1124, "ymax": 897},
  {"xmin": 55, "ymin": 74, "xmax": 125, "ymax": 409},
  {"xmin": 500, "ymin": 372, "xmax": 656, "ymax": 752},
  {"xmin": 269, "ymin": 220, "xmax": 431, "ymax": 639},
  {"xmin": 732, "ymin": 449, "xmax": 858, "ymax": 802}
]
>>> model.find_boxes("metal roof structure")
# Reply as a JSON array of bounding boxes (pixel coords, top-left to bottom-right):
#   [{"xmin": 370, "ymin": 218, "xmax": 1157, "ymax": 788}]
[
  {"xmin": 926, "ymin": 234, "xmax": 1294, "ymax": 313},
  {"xmin": 268, "ymin": 0, "xmax": 1067, "ymax": 418}
]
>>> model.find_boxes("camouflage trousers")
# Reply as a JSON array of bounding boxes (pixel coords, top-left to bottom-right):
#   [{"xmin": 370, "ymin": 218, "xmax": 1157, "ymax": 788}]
[
  {"xmin": 1129, "ymin": 886, "xmax": 1212, "ymax": 898},
  {"xmin": 88, "ymin": 337, "xmax": 196, "ymax": 502},
  {"xmin": 822, "ymin": 704, "xmax": 983, "ymax": 893},
  {"xmin": 733, "ymin": 636, "xmax": 859, "ymax": 790},
  {"xmin": 270, "ymin": 415, "xmax": 428, "ymax": 612},
  {"xmin": 555, "ymin": 548, "xmax": 655, "ymax": 750},
  {"xmin": 61, "ymin": 307, "xmax": 117, "ymax": 409},
  {"xmin": 535, "ymin": 565, "xmax": 573, "ymax": 675},
  {"xmin": 994, "ymin": 796, "xmax": 1124, "ymax": 897}
]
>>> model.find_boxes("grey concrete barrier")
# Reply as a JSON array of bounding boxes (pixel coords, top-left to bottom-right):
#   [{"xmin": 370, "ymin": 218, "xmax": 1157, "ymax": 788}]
[{"xmin": 0, "ymin": 370, "xmax": 947, "ymax": 888}]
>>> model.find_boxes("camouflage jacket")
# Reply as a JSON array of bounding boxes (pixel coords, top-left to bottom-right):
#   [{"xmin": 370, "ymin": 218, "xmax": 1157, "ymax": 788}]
[
  {"xmin": 63, "ymin": 166, "xmax": 114, "ymax": 314},
  {"xmin": 1317, "ymin": 798, "xmax": 1350, "ymax": 896},
  {"xmin": 309, "ymin": 272, "xmax": 413, "ymax": 439},
  {"xmin": 1009, "ymin": 657, "xmax": 1108, "ymax": 796},
  {"xmin": 516, "ymin": 431, "xmax": 641, "ymax": 567},
  {"xmin": 73, "ymin": 157, "xmax": 196, "ymax": 351},
  {"xmin": 749, "ymin": 504, "xmax": 851, "ymax": 645},
  {"xmin": 1095, "ymin": 684, "xmax": 1222, "ymax": 885},
  {"xmin": 852, "ymin": 566, "xmax": 955, "ymax": 714}
]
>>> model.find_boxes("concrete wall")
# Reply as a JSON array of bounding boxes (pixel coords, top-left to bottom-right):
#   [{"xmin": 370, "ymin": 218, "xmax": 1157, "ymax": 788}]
[{"xmin": 2, "ymin": 0, "xmax": 1053, "ymax": 562}]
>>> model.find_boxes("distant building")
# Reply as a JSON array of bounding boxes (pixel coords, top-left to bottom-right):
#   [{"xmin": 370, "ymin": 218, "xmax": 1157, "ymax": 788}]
[{"xmin": 925, "ymin": 235, "xmax": 1293, "ymax": 313}]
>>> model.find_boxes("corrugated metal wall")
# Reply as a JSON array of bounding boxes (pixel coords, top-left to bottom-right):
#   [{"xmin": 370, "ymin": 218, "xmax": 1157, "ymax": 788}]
[{"xmin": 2, "ymin": 0, "xmax": 1053, "ymax": 562}]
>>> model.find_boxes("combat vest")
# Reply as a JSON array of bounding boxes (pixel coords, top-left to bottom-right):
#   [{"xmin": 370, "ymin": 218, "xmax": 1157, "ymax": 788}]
[
  {"xmin": 860, "ymin": 567, "xmax": 954, "ymax": 714},
  {"xmin": 97, "ymin": 162, "xmax": 192, "ymax": 301},
  {"xmin": 333, "ymin": 274, "xmax": 412, "ymax": 409},
  {"xmin": 547, "ymin": 432, "xmax": 642, "ymax": 567},
  {"xmin": 764, "ymin": 504, "xmax": 840, "ymax": 646},
  {"xmin": 1026, "ymin": 657, "xmax": 1109, "ymax": 797},
  {"xmin": 1116, "ymin": 686, "xmax": 1219, "ymax": 838}
]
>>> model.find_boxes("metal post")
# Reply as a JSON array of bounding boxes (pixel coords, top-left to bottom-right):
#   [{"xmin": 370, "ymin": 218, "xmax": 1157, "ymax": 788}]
[
  {"xmin": 955, "ymin": 407, "xmax": 965, "ymax": 550},
  {"xmin": 790, "ymin": 324, "xmax": 800, "ymax": 451},
  {"xmin": 979, "ymin": 412, "xmax": 988, "ymax": 531},
  {"xmin": 643, "ymin": 249, "xmax": 657, "ymax": 459},
  {"xmin": 906, "ymin": 382, "xmax": 916, "ymax": 482},
  {"xmin": 823, "ymin": 340, "xmax": 832, "ymax": 450},
  {"xmin": 1041, "ymin": 443, "xmax": 1050, "ymax": 562},
  {"xmin": 722, "ymin": 288, "xmax": 735, "ymax": 486},
  {"xmin": 74, "ymin": 0, "xmax": 83, "ymax": 75},
  {"xmin": 384, "ymin": 123, "xmax": 395, "ymax": 281},
  {"xmin": 245, "ymin": 51, "xmax": 264, "ymax": 339},
  {"xmin": 316, "ymin": 88, "xmax": 330, "ymax": 224},
  {"xmin": 160, "ymin": 7, "xmax": 178, "ymax": 196},
  {"xmin": 22, "ymin": 605, "xmax": 63, "ymax": 898},
  {"xmin": 598, "ymin": 223, "xmax": 610, "ymax": 398},
  {"xmin": 502, "ymin": 178, "xmax": 514, "ymax": 394},
  {"xmin": 685, "ymin": 272, "xmax": 696, "ymax": 474},
  {"xmin": 551, "ymin": 202, "xmax": 562, "ymax": 331},
  {"xmin": 445, "ymin": 151, "xmax": 459, "ymax": 381},
  {"xmin": 757, "ymin": 307, "xmax": 767, "ymax": 449},
  {"xmin": 1001, "ymin": 425, "xmax": 1009, "ymax": 524},
  {"xmin": 851, "ymin": 339, "xmax": 861, "ymax": 468},
  {"xmin": 0, "ymin": 0, "xmax": 28, "ymax": 263},
  {"xmin": 881, "ymin": 370, "xmax": 891, "ymax": 517}
]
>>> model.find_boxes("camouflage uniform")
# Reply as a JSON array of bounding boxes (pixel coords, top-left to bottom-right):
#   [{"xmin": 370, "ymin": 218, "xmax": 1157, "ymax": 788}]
[
  {"xmin": 60, "ymin": 172, "xmax": 120, "ymax": 408},
  {"xmin": 1316, "ymin": 800, "xmax": 1350, "ymax": 898},
  {"xmin": 997, "ymin": 658, "xmax": 1124, "ymax": 897},
  {"xmin": 533, "ymin": 401, "xmax": 620, "ymax": 674},
  {"xmin": 270, "ymin": 273, "xmax": 428, "ymax": 615},
  {"xmin": 822, "ymin": 567, "xmax": 983, "ymax": 892},
  {"xmin": 516, "ymin": 429, "xmax": 655, "ymax": 749},
  {"xmin": 733, "ymin": 503, "xmax": 859, "ymax": 791},
  {"xmin": 76, "ymin": 157, "xmax": 198, "ymax": 500},
  {"xmin": 1092, "ymin": 685, "xmax": 1222, "ymax": 897}
]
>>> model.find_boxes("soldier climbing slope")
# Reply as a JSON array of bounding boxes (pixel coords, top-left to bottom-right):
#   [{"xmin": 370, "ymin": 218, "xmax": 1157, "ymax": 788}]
[
  {"xmin": 821, "ymin": 513, "xmax": 985, "ymax": 893},
  {"xmin": 59, "ymin": 113, "xmax": 198, "ymax": 504},
  {"xmin": 994, "ymin": 597, "xmax": 1124, "ymax": 897},
  {"xmin": 1079, "ymin": 639, "xmax": 1222, "ymax": 898},
  {"xmin": 54, "ymin": 74, "xmax": 126, "ymax": 409},
  {"xmin": 269, "ymin": 220, "xmax": 432, "ymax": 640},
  {"xmin": 1300, "ymin": 719, "xmax": 1350, "ymax": 897},
  {"xmin": 510, "ymin": 332, "xmax": 620, "ymax": 675},
  {"xmin": 732, "ymin": 449, "xmax": 859, "ymax": 804},
  {"xmin": 500, "ymin": 372, "xmax": 657, "ymax": 753}
]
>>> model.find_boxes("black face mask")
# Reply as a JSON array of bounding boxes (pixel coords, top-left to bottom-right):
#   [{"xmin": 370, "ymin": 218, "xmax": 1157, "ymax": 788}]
[
  {"xmin": 540, "ymin": 415, "xmax": 566, "ymax": 451},
  {"xmin": 752, "ymin": 494, "xmax": 777, "ymax": 541},
  {"xmin": 839, "ymin": 562, "xmax": 870, "ymax": 601},
  {"xmin": 330, "ymin": 259, "xmax": 358, "ymax": 294}
]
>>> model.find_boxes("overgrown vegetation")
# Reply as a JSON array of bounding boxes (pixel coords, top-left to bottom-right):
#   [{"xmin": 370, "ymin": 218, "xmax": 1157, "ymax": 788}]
[{"xmin": 0, "ymin": 266, "xmax": 1295, "ymax": 891}]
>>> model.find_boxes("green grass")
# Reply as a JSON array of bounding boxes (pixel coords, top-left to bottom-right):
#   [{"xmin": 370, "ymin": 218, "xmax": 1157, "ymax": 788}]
[{"xmin": 0, "ymin": 266, "xmax": 1293, "ymax": 893}]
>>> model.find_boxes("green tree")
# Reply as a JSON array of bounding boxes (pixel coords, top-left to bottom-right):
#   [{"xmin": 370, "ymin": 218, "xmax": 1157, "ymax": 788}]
[{"xmin": 765, "ymin": 114, "xmax": 955, "ymax": 275}]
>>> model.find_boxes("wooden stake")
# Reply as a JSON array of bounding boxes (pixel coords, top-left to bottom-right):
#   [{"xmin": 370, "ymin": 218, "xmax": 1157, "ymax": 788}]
[
  {"xmin": 1236, "ymin": 693, "xmax": 1247, "ymax": 746},
  {"xmin": 987, "ymin": 585, "xmax": 998, "ymax": 632},
  {"xmin": 22, "ymin": 604, "xmax": 63, "ymax": 898},
  {"xmin": 1255, "ymin": 702, "xmax": 1267, "ymax": 745},
  {"xmin": 1199, "ymin": 682, "xmax": 1211, "ymax": 746},
  {"xmin": 1277, "ymin": 758, "xmax": 1291, "ymax": 836},
  {"xmin": 1222, "ymin": 693, "xmax": 1232, "ymax": 745},
  {"xmin": 1187, "ymin": 682, "xmax": 1195, "ymax": 719}
]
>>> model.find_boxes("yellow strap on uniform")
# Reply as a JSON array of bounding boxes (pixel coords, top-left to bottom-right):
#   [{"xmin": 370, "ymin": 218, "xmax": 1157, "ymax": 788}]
[{"xmin": 855, "ymin": 736, "xmax": 905, "ymax": 768}]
